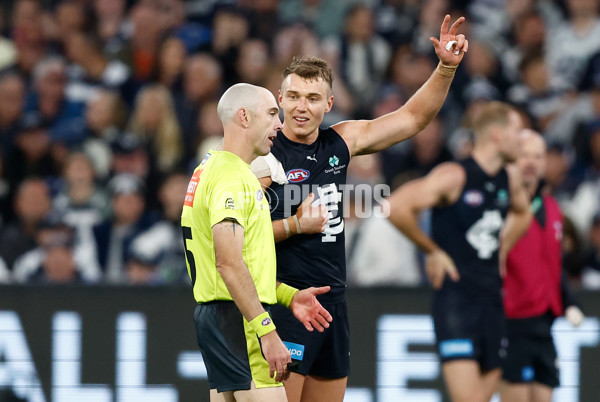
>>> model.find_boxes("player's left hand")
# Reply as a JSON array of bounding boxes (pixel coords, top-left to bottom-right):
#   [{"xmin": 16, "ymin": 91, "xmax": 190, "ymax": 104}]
[
  {"xmin": 290, "ymin": 286, "xmax": 333, "ymax": 332},
  {"xmin": 565, "ymin": 305, "xmax": 584, "ymax": 327},
  {"xmin": 430, "ymin": 15, "xmax": 468, "ymax": 66}
]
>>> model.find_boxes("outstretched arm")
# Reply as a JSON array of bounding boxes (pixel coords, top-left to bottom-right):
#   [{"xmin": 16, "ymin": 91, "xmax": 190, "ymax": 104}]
[
  {"xmin": 336, "ymin": 15, "xmax": 469, "ymax": 156},
  {"xmin": 387, "ymin": 163, "xmax": 465, "ymax": 288}
]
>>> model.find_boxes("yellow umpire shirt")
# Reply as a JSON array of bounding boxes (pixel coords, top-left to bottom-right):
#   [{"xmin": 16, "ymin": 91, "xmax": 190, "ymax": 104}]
[{"xmin": 181, "ymin": 150, "xmax": 277, "ymax": 305}]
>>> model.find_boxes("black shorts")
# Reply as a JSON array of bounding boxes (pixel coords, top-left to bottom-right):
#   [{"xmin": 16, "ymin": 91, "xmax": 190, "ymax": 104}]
[
  {"xmin": 432, "ymin": 288, "xmax": 506, "ymax": 371},
  {"xmin": 271, "ymin": 288, "xmax": 350, "ymax": 378},
  {"xmin": 502, "ymin": 316, "xmax": 559, "ymax": 387},
  {"xmin": 193, "ymin": 301, "xmax": 282, "ymax": 392}
]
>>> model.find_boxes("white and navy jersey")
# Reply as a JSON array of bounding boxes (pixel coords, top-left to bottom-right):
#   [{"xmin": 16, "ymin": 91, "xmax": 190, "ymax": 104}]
[
  {"xmin": 432, "ymin": 157, "xmax": 510, "ymax": 298},
  {"xmin": 268, "ymin": 127, "xmax": 350, "ymax": 290}
]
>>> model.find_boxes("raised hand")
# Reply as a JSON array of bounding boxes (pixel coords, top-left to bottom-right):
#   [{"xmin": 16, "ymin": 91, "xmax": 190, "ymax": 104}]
[
  {"xmin": 290, "ymin": 286, "xmax": 333, "ymax": 332},
  {"xmin": 430, "ymin": 15, "xmax": 468, "ymax": 66},
  {"xmin": 425, "ymin": 249, "xmax": 460, "ymax": 289}
]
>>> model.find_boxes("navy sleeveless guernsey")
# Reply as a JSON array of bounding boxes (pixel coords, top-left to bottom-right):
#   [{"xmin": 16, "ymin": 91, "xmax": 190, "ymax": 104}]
[
  {"xmin": 268, "ymin": 127, "xmax": 350, "ymax": 290},
  {"xmin": 432, "ymin": 157, "xmax": 511, "ymax": 297}
]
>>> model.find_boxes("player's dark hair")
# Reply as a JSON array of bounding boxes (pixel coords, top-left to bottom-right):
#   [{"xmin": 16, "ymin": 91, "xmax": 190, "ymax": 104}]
[{"xmin": 283, "ymin": 56, "xmax": 334, "ymax": 90}]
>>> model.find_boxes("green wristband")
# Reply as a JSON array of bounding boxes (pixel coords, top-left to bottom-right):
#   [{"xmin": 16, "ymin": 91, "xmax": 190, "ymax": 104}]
[
  {"xmin": 249, "ymin": 311, "xmax": 276, "ymax": 337},
  {"xmin": 276, "ymin": 283, "xmax": 299, "ymax": 308}
]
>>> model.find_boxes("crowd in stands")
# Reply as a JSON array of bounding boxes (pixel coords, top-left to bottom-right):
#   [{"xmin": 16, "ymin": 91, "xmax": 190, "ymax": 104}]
[{"xmin": 0, "ymin": 0, "xmax": 599, "ymax": 288}]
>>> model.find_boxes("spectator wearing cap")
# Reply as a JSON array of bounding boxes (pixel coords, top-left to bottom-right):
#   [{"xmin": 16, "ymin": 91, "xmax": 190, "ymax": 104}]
[
  {"xmin": 5, "ymin": 113, "xmax": 60, "ymax": 191},
  {"xmin": 0, "ymin": 177, "xmax": 52, "ymax": 271},
  {"xmin": 23, "ymin": 56, "xmax": 87, "ymax": 147},
  {"xmin": 89, "ymin": 173, "xmax": 156, "ymax": 283},
  {"xmin": 12, "ymin": 216, "xmax": 98, "ymax": 284}
]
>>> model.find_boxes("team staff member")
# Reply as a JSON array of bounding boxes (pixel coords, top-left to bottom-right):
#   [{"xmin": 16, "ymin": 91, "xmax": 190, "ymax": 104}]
[
  {"xmin": 500, "ymin": 130, "xmax": 584, "ymax": 402},
  {"xmin": 253, "ymin": 15, "xmax": 469, "ymax": 402},
  {"xmin": 181, "ymin": 83, "xmax": 332, "ymax": 402},
  {"xmin": 387, "ymin": 102, "xmax": 532, "ymax": 402}
]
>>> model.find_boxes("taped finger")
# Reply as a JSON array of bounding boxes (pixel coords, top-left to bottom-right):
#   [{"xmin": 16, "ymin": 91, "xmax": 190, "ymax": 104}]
[{"xmin": 445, "ymin": 40, "xmax": 460, "ymax": 55}]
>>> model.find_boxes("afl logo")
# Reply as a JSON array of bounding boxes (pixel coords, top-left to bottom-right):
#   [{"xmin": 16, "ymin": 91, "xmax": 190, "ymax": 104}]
[
  {"xmin": 463, "ymin": 190, "xmax": 484, "ymax": 207},
  {"xmin": 256, "ymin": 190, "xmax": 263, "ymax": 201},
  {"xmin": 286, "ymin": 169, "xmax": 310, "ymax": 183},
  {"xmin": 261, "ymin": 318, "xmax": 272, "ymax": 326}
]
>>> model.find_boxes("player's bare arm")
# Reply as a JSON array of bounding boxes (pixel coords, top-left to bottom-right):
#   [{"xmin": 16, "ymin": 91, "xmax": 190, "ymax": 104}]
[
  {"xmin": 258, "ymin": 177, "xmax": 328, "ymax": 243},
  {"xmin": 498, "ymin": 164, "xmax": 534, "ymax": 276},
  {"xmin": 213, "ymin": 220, "xmax": 291, "ymax": 381},
  {"xmin": 335, "ymin": 15, "xmax": 469, "ymax": 157},
  {"xmin": 387, "ymin": 162, "xmax": 465, "ymax": 288}
]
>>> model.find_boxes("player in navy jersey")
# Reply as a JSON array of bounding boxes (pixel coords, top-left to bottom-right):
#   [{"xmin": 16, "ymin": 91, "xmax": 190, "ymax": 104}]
[
  {"xmin": 251, "ymin": 14, "xmax": 469, "ymax": 402},
  {"xmin": 387, "ymin": 102, "xmax": 532, "ymax": 402},
  {"xmin": 499, "ymin": 130, "xmax": 584, "ymax": 402}
]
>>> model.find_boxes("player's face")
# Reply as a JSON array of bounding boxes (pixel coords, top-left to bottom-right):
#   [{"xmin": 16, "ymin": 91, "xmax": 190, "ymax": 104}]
[
  {"xmin": 252, "ymin": 91, "xmax": 282, "ymax": 156},
  {"xmin": 279, "ymin": 74, "xmax": 333, "ymax": 141},
  {"xmin": 500, "ymin": 112, "xmax": 524, "ymax": 163},
  {"xmin": 517, "ymin": 133, "xmax": 546, "ymax": 187}
]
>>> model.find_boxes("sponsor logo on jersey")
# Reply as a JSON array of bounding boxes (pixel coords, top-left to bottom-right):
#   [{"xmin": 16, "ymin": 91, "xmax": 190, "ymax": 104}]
[
  {"xmin": 225, "ymin": 197, "xmax": 235, "ymax": 209},
  {"xmin": 286, "ymin": 168, "xmax": 310, "ymax": 183},
  {"xmin": 183, "ymin": 169, "xmax": 203, "ymax": 207},
  {"xmin": 328, "ymin": 155, "xmax": 339, "ymax": 167},
  {"xmin": 261, "ymin": 317, "xmax": 272, "ymax": 326},
  {"xmin": 439, "ymin": 339, "xmax": 474, "ymax": 358},
  {"xmin": 463, "ymin": 190, "xmax": 484, "ymax": 207},
  {"xmin": 256, "ymin": 190, "xmax": 263, "ymax": 201},
  {"xmin": 282, "ymin": 341, "xmax": 305, "ymax": 361},
  {"xmin": 521, "ymin": 366, "xmax": 535, "ymax": 382},
  {"xmin": 496, "ymin": 188, "xmax": 509, "ymax": 206}
]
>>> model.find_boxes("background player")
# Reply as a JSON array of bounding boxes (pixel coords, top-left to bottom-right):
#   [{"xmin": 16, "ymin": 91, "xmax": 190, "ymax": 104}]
[
  {"xmin": 181, "ymin": 83, "xmax": 332, "ymax": 402},
  {"xmin": 253, "ymin": 14, "xmax": 469, "ymax": 402},
  {"xmin": 387, "ymin": 102, "xmax": 532, "ymax": 402},
  {"xmin": 500, "ymin": 129, "xmax": 584, "ymax": 402}
]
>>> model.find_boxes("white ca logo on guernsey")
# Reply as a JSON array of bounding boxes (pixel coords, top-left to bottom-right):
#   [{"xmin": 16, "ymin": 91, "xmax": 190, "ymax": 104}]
[
  {"xmin": 465, "ymin": 210, "xmax": 503, "ymax": 259},
  {"xmin": 312, "ymin": 183, "xmax": 343, "ymax": 243}
]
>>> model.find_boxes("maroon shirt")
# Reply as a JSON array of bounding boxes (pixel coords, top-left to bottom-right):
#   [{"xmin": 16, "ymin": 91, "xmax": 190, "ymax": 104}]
[{"xmin": 504, "ymin": 194, "xmax": 564, "ymax": 318}]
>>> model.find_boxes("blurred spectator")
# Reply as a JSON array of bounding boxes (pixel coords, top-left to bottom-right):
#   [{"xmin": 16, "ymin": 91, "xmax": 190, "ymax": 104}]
[
  {"xmin": 52, "ymin": 0, "xmax": 90, "ymax": 48},
  {"xmin": 127, "ymin": 84, "xmax": 183, "ymax": 174},
  {"xmin": 24, "ymin": 56, "xmax": 87, "ymax": 146},
  {"xmin": 334, "ymin": 4, "xmax": 391, "ymax": 118},
  {"xmin": 580, "ymin": 213, "xmax": 600, "ymax": 289},
  {"xmin": 0, "ymin": 72, "xmax": 26, "ymax": 158},
  {"xmin": 235, "ymin": 38, "xmax": 270, "ymax": 86},
  {"xmin": 502, "ymin": 10, "xmax": 547, "ymax": 85},
  {"xmin": 52, "ymin": 152, "xmax": 110, "ymax": 236},
  {"xmin": 0, "ymin": 8, "xmax": 18, "ymax": 71},
  {"xmin": 546, "ymin": 0, "xmax": 600, "ymax": 89},
  {"xmin": 93, "ymin": 0, "xmax": 127, "ymax": 48},
  {"xmin": 109, "ymin": 132, "xmax": 151, "ymax": 181},
  {"xmin": 90, "ymin": 173, "xmax": 155, "ymax": 283},
  {"xmin": 174, "ymin": 53, "xmax": 222, "ymax": 154},
  {"xmin": 126, "ymin": 171, "xmax": 188, "ymax": 284},
  {"xmin": 13, "ymin": 219, "xmax": 83, "ymax": 284},
  {"xmin": 0, "ymin": 178, "xmax": 51, "ymax": 270},
  {"xmin": 383, "ymin": 44, "xmax": 436, "ymax": 101},
  {"xmin": 81, "ymin": 89, "xmax": 127, "ymax": 179},
  {"xmin": 507, "ymin": 50, "xmax": 573, "ymax": 133},
  {"xmin": 64, "ymin": 31, "xmax": 133, "ymax": 104},
  {"xmin": 210, "ymin": 7, "xmax": 249, "ymax": 85},
  {"xmin": 11, "ymin": 0, "xmax": 46, "ymax": 80},
  {"xmin": 545, "ymin": 143, "xmax": 576, "ymax": 202},
  {"xmin": 6, "ymin": 116, "xmax": 59, "ymax": 190},
  {"xmin": 153, "ymin": 36, "xmax": 186, "ymax": 90},
  {"xmin": 278, "ymin": 0, "xmax": 348, "ymax": 39},
  {"xmin": 381, "ymin": 117, "xmax": 453, "ymax": 188}
]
